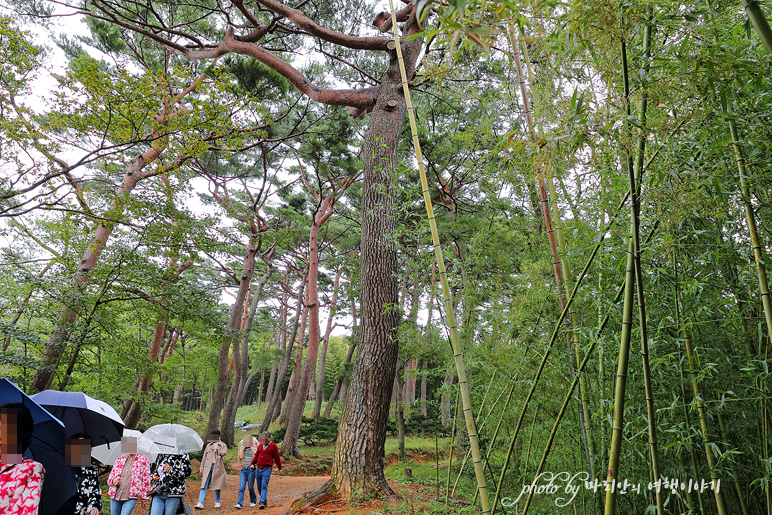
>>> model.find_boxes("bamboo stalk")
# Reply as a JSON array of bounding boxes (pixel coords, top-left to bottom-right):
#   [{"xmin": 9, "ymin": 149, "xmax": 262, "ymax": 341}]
[
  {"xmin": 521, "ymin": 222, "xmax": 661, "ymax": 515},
  {"xmin": 387, "ymin": 2, "xmax": 490, "ymax": 512},
  {"xmin": 729, "ymin": 116, "xmax": 772, "ymax": 515},
  {"xmin": 508, "ymin": 23, "xmax": 593, "ymax": 476},
  {"xmin": 446, "ymin": 390, "xmax": 459, "ymax": 508},
  {"xmin": 729, "ymin": 119, "xmax": 772, "ymax": 344},
  {"xmin": 605, "ymin": 22, "xmax": 665, "ymax": 512},
  {"xmin": 604, "ymin": 36, "xmax": 641, "ymax": 515},
  {"xmin": 452, "ymin": 372, "xmax": 504, "ymax": 496},
  {"xmin": 491, "ymin": 188, "xmax": 638, "ymax": 513},
  {"xmin": 674, "ymin": 260, "xmax": 728, "ymax": 514},
  {"xmin": 745, "ymin": 0, "xmax": 772, "ymax": 53},
  {"xmin": 677, "ymin": 360, "xmax": 706, "ymax": 515},
  {"xmin": 627, "ymin": 18, "xmax": 665, "ymax": 515},
  {"xmin": 472, "ymin": 378, "xmax": 518, "ymax": 507}
]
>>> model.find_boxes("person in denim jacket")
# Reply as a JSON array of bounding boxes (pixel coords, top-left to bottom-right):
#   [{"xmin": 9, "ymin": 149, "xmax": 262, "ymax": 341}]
[{"xmin": 233, "ymin": 435, "xmax": 258, "ymax": 509}]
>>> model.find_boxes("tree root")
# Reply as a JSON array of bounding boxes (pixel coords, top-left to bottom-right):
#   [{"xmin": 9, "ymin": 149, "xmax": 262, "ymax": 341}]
[{"xmin": 282, "ymin": 479, "xmax": 400, "ymax": 515}]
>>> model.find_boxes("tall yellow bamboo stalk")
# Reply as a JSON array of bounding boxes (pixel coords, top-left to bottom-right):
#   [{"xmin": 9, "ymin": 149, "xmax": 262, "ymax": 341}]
[
  {"xmin": 387, "ymin": 2, "xmax": 490, "ymax": 512},
  {"xmin": 507, "ymin": 23, "xmax": 594, "ymax": 476}
]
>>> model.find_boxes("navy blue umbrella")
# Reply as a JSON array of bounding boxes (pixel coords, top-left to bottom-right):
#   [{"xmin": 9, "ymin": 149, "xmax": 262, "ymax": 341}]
[
  {"xmin": 0, "ymin": 379, "xmax": 77, "ymax": 514},
  {"xmin": 31, "ymin": 390, "xmax": 125, "ymax": 447}
]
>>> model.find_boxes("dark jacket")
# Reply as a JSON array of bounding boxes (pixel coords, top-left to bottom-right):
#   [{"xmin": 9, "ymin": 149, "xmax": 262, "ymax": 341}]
[
  {"xmin": 74, "ymin": 466, "xmax": 102, "ymax": 514},
  {"xmin": 151, "ymin": 453, "xmax": 192, "ymax": 497},
  {"xmin": 54, "ymin": 466, "xmax": 102, "ymax": 515}
]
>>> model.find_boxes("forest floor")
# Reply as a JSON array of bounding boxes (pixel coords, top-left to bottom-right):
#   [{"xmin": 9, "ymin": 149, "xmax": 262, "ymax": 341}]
[
  {"xmin": 182, "ymin": 474, "xmax": 330, "ymax": 514},
  {"xmin": 176, "ymin": 450, "xmax": 470, "ymax": 515},
  {"xmin": 180, "ymin": 474, "xmax": 459, "ymax": 515}
]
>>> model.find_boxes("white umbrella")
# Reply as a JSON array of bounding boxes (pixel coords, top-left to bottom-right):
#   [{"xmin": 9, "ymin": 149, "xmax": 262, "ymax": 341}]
[
  {"xmin": 143, "ymin": 423, "xmax": 204, "ymax": 454},
  {"xmin": 91, "ymin": 429, "xmax": 161, "ymax": 465}
]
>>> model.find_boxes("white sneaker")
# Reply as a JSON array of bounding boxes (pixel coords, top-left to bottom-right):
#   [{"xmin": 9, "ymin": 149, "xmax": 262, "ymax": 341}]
[
  {"xmin": 234, "ymin": 504, "xmax": 242, "ymax": 509},
  {"xmin": 194, "ymin": 503, "xmax": 204, "ymax": 510},
  {"xmin": 215, "ymin": 502, "xmax": 221, "ymax": 508},
  {"xmin": 249, "ymin": 503, "xmax": 256, "ymax": 507}
]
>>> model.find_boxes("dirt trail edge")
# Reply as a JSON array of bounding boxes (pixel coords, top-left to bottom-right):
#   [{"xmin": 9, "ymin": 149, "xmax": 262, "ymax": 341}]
[{"xmin": 182, "ymin": 475, "xmax": 330, "ymax": 515}]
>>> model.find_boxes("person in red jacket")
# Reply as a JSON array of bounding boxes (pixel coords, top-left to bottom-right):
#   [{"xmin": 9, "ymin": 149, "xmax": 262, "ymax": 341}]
[{"xmin": 248, "ymin": 433, "xmax": 282, "ymax": 510}]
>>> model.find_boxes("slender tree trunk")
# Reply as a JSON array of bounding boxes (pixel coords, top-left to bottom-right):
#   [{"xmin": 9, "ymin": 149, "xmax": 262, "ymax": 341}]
[
  {"xmin": 262, "ymin": 272, "xmax": 306, "ymax": 430},
  {"xmin": 205, "ymin": 238, "xmax": 259, "ymax": 438},
  {"xmin": 123, "ymin": 319, "xmax": 167, "ymax": 428},
  {"xmin": 395, "ymin": 372, "xmax": 406, "ymax": 461},
  {"xmin": 280, "ymin": 296, "xmax": 308, "ymax": 426},
  {"xmin": 220, "ymin": 285, "xmax": 252, "ymax": 445},
  {"xmin": 282, "ymin": 203, "xmax": 329, "ymax": 458},
  {"xmin": 222, "ymin": 261, "xmax": 274, "ymax": 445},
  {"xmin": 262, "ymin": 277, "xmax": 288, "ymax": 409},
  {"xmin": 313, "ymin": 267, "xmax": 342, "ymax": 419}
]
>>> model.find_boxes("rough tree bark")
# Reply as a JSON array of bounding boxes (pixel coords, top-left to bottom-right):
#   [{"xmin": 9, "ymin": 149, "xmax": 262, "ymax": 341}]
[{"xmin": 328, "ymin": 8, "xmax": 423, "ymax": 497}]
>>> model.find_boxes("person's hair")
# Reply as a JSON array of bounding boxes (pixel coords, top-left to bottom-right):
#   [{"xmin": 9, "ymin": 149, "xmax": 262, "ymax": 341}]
[
  {"xmin": 0, "ymin": 403, "xmax": 35, "ymax": 453},
  {"xmin": 210, "ymin": 430, "xmax": 220, "ymax": 436},
  {"xmin": 69, "ymin": 432, "xmax": 90, "ymax": 440}
]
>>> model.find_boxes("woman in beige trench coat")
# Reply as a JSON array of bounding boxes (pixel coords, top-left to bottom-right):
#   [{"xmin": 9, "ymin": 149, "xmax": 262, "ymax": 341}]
[{"xmin": 193, "ymin": 430, "xmax": 227, "ymax": 509}]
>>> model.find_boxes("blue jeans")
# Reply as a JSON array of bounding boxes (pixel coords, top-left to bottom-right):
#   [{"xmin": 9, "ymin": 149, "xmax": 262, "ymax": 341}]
[
  {"xmin": 197, "ymin": 464, "xmax": 221, "ymax": 505},
  {"xmin": 110, "ymin": 499, "xmax": 137, "ymax": 515},
  {"xmin": 255, "ymin": 467, "xmax": 273, "ymax": 505},
  {"xmin": 150, "ymin": 493, "xmax": 181, "ymax": 515},
  {"xmin": 237, "ymin": 466, "xmax": 257, "ymax": 506}
]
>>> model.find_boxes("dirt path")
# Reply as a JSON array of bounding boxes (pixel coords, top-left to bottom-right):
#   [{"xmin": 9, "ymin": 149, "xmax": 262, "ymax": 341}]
[{"xmin": 183, "ymin": 476, "xmax": 330, "ymax": 515}]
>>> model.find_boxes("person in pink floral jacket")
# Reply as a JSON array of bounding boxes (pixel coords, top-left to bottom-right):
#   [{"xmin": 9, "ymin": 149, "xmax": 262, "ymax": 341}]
[
  {"xmin": 107, "ymin": 436, "xmax": 151, "ymax": 515},
  {"xmin": 0, "ymin": 403, "xmax": 45, "ymax": 515}
]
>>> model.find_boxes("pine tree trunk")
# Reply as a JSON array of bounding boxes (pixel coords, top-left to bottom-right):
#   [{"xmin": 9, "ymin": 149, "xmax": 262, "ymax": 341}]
[
  {"xmin": 262, "ymin": 278, "xmax": 288, "ymax": 409},
  {"xmin": 223, "ymin": 262, "xmax": 274, "ymax": 444},
  {"xmin": 328, "ymin": 10, "xmax": 422, "ymax": 492},
  {"xmin": 31, "ymin": 147, "xmax": 164, "ymax": 392},
  {"xmin": 262, "ymin": 273, "xmax": 306, "ymax": 430},
  {"xmin": 282, "ymin": 210, "xmax": 328, "ymax": 458},
  {"xmin": 206, "ymin": 239, "xmax": 259, "ymax": 438},
  {"xmin": 313, "ymin": 268, "xmax": 342, "ymax": 418}
]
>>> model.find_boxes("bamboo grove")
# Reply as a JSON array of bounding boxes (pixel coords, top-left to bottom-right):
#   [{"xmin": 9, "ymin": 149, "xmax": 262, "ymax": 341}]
[{"xmin": 2, "ymin": 0, "xmax": 772, "ymax": 514}]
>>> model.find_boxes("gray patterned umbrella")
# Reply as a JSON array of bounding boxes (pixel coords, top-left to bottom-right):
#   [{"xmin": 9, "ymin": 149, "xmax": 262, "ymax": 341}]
[{"xmin": 142, "ymin": 423, "xmax": 203, "ymax": 454}]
